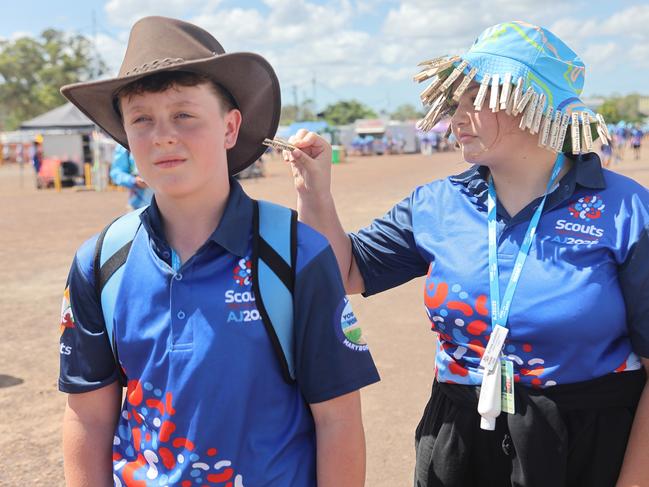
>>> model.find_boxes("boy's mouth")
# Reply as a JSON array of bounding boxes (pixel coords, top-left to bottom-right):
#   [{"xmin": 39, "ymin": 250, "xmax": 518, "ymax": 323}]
[{"xmin": 154, "ymin": 157, "xmax": 186, "ymax": 169}]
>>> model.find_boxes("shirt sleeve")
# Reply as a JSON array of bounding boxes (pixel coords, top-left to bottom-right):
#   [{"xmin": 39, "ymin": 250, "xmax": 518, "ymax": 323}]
[
  {"xmin": 59, "ymin": 238, "xmax": 121, "ymax": 393},
  {"xmin": 293, "ymin": 230, "xmax": 380, "ymax": 404},
  {"xmin": 349, "ymin": 192, "xmax": 429, "ymax": 296},
  {"xmin": 619, "ymin": 222, "xmax": 649, "ymax": 358},
  {"xmin": 109, "ymin": 146, "xmax": 136, "ymax": 188}
]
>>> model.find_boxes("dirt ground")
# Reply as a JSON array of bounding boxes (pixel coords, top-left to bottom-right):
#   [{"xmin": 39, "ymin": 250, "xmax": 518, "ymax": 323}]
[{"xmin": 1, "ymin": 147, "xmax": 648, "ymax": 486}]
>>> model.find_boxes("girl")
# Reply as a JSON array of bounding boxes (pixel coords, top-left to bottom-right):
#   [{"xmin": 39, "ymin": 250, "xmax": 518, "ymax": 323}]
[{"xmin": 286, "ymin": 21, "xmax": 649, "ymax": 487}]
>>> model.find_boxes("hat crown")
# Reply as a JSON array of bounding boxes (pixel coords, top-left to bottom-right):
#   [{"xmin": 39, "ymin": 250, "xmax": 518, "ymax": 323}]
[
  {"xmin": 118, "ymin": 16, "xmax": 225, "ymax": 77},
  {"xmin": 468, "ymin": 21, "xmax": 586, "ymax": 95},
  {"xmin": 413, "ymin": 20, "xmax": 609, "ymax": 154}
]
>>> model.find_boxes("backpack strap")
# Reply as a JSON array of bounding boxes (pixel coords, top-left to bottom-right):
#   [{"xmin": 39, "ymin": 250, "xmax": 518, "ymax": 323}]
[
  {"xmin": 93, "ymin": 207, "xmax": 146, "ymax": 358},
  {"xmin": 252, "ymin": 200, "xmax": 298, "ymax": 384},
  {"xmin": 94, "ymin": 201, "xmax": 298, "ymax": 384}
]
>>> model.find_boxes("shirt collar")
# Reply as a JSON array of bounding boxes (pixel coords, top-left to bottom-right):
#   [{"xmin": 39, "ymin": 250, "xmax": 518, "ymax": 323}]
[
  {"xmin": 449, "ymin": 152, "xmax": 607, "ymax": 195},
  {"xmin": 572, "ymin": 152, "xmax": 606, "ymax": 189},
  {"xmin": 140, "ymin": 177, "xmax": 253, "ymax": 258}
]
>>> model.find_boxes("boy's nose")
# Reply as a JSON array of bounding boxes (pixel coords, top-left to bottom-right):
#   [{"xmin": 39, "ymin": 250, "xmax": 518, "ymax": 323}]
[{"xmin": 152, "ymin": 121, "xmax": 178, "ymax": 146}]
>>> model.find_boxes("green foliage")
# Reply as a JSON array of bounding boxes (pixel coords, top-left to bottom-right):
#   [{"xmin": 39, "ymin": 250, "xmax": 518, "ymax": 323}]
[
  {"xmin": 598, "ymin": 94, "xmax": 645, "ymax": 124},
  {"xmin": 279, "ymin": 105, "xmax": 298, "ymax": 125},
  {"xmin": 599, "ymin": 99, "xmax": 620, "ymax": 124},
  {"xmin": 280, "ymin": 98, "xmax": 317, "ymax": 125},
  {"xmin": 0, "ymin": 29, "xmax": 106, "ymax": 130},
  {"xmin": 321, "ymin": 99, "xmax": 377, "ymax": 126},
  {"xmin": 390, "ymin": 103, "xmax": 423, "ymax": 121}
]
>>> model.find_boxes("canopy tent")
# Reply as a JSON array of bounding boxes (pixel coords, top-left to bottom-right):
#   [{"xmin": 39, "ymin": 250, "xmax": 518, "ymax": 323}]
[
  {"xmin": 355, "ymin": 119, "xmax": 385, "ymax": 135},
  {"xmin": 287, "ymin": 120, "xmax": 328, "ymax": 134},
  {"xmin": 430, "ymin": 118, "xmax": 450, "ymax": 134},
  {"xmin": 276, "ymin": 120, "xmax": 332, "ymax": 143},
  {"xmin": 276, "ymin": 120, "xmax": 330, "ymax": 139},
  {"xmin": 20, "ymin": 102, "xmax": 94, "ymax": 132},
  {"xmin": 16, "ymin": 102, "xmax": 117, "ymax": 189}
]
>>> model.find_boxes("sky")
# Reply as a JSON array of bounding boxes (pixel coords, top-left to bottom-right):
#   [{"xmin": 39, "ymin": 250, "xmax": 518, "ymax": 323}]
[{"xmin": 1, "ymin": 0, "xmax": 648, "ymax": 114}]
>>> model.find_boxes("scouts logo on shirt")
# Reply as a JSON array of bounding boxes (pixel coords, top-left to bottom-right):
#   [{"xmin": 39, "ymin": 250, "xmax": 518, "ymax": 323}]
[
  {"xmin": 568, "ymin": 196, "xmax": 605, "ymax": 220},
  {"xmin": 551, "ymin": 196, "xmax": 605, "ymax": 243},
  {"xmin": 233, "ymin": 257, "xmax": 252, "ymax": 286},
  {"xmin": 334, "ymin": 297, "xmax": 368, "ymax": 352},
  {"xmin": 226, "ymin": 256, "xmax": 261, "ymax": 323},
  {"xmin": 59, "ymin": 287, "xmax": 75, "ymax": 336}
]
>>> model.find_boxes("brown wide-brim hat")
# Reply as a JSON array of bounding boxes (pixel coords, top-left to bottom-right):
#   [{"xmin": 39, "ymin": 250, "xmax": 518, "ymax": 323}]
[{"xmin": 61, "ymin": 16, "xmax": 281, "ymax": 175}]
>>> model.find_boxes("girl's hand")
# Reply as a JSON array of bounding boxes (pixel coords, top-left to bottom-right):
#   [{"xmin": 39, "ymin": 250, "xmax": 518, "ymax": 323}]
[{"xmin": 284, "ymin": 129, "xmax": 333, "ymax": 203}]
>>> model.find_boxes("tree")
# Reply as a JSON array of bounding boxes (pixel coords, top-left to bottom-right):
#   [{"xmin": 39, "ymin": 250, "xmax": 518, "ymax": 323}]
[
  {"xmin": 598, "ymin": 94, "xmax": 645, "ymax": 125},
  {"xmin": 280, "ymin": 98, "xmax": 318, "ymax": 125},
  {"xmin": 0, "ymin": 29, "xmax": 106, "ymax": 130},
  {"xmin": 321, "ymin": 100, "xmax": 377, "ymax": 126},
  {"xmin": 599, "ymin": 99, "xmax": 620, "ymax": 124},
  {"xmin": 390, "ymin": 103, "xmax": 423, "ymax": 121}
]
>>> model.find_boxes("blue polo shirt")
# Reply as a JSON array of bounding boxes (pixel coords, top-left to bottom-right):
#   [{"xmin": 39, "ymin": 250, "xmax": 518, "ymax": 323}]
[
  {"xmin": 59, "ymin": 179, "xmax": 379, "ymax": 486},
  {"xmin": 350, "ymin": 153, "xmax": 649, "ymax": 388}
]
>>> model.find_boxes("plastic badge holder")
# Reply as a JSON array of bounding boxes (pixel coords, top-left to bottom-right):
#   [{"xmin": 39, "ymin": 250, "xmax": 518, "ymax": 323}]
[{"xmin": 478, "ymin": 359, "xmax": 502, "ymax": 430}]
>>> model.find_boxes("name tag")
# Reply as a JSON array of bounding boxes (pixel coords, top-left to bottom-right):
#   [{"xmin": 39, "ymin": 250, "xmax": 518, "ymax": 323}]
[
  {"xmin": 501, "ymin": 358, "xmax": 515, "ymax": 414},
  {"xmin": 480, "ymin": 324, "xmax": 508, "ymax": 372}
]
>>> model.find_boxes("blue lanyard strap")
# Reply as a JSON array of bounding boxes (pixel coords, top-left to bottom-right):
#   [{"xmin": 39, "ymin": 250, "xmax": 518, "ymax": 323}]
[
  {"xmin": 171, "ymin": 248, "xmax": 182, "ymax": 272},
  {"xmin": 487, "ymin": 154, "xmax": 564, "ymax": 330}
]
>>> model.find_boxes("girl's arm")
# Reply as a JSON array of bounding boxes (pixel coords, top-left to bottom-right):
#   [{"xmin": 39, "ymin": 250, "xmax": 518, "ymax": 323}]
[
  {"xmin": 616, "ymin": 358, "xmax": 649, "ymax": 487},
  {"xmin": 287, "ymin": 130, "xmax": 366, "ymax": 294}
]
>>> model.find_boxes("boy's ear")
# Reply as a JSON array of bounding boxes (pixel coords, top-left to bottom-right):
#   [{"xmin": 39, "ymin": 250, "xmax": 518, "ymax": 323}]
[{"xmin": 224, "ymin": 109, "xmax": 243, "ymax": 150}]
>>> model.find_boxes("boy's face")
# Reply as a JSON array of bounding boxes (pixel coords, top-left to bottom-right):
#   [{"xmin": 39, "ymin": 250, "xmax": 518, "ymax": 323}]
[{"xmin": 121, "ymin": 82, "xmax": 241, "ymax": 199}]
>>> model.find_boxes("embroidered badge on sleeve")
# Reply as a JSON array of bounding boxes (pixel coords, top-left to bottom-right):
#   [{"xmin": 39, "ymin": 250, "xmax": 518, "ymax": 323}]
[
  {"xmin": 59, "ymin": 287, "xmax": 75, "ymax": 356},
  {"xmin": 334, "ymin": 297, "xmax": 369, "ymax": 352},
  {"xmin": 59, "ymin": 287, "xmax": 75, "ymax": 336}
]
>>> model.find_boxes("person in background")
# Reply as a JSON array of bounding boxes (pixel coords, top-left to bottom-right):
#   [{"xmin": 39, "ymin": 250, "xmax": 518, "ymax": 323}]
[
  {"xmin": 31, "ymin": 136, "xmax": 43, "ymax": 187},
  {"xmin": 631, "ymin": 126, "xmax": 643, "ymax": 161},
  {"xmin": 601, "ymin": 141, "xmax": 613, "ymax": 168},
  {"xmin": 419, "ymin": 131, "xmax": 431, "ymax": 155},
  {"xmin": 613, "ymin": 124, "xmax": 627, "ymax": 161},
  {"xmin": 109, "ymin": 144, "xmax": 153, "ymax": 209}
]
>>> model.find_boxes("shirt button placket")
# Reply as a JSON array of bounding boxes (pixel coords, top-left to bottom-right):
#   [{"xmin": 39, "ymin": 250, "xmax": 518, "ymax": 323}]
[{"xmin": 170, "ymin": 272, "xmax": 186, "ymax": 345}]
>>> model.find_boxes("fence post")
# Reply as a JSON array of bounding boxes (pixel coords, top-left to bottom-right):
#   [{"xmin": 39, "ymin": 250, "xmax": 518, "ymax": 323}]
[
  {"xmin": 84, "ymin": 163, "xmax": 93, "ymax": 188},
  {"xmin": 54, "ymin": 164, "xmax": 62, "ymax": 192}
]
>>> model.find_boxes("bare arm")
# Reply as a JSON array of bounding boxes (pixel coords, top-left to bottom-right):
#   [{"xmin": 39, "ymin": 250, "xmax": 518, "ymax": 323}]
[
  {"xmin": 310, "ymin": 390, "xmax": 366, "ymax": 487},
  {"xmin": 63, "ymin": 381, "xmax": 122, "ymax": 486},
  {"xmin": 616, "ymin": 358, "xmax": 649, "ymax": 487},
  {"xmin": 287, "ymin": 130, "xmax": 366, "ymax": 294}
]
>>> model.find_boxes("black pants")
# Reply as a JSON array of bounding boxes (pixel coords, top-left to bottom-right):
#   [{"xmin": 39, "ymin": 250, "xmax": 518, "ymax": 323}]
[{"xmin": 414, "ymin": 370, "xmax": 646, "ymax": 487}]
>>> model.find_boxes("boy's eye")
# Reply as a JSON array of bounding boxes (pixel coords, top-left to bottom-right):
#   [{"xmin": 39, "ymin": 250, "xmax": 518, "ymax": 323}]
[
  {"xmin": 131, "ymin": 115, "xmax": 150, "ymax": 124},
  {"xmin": 176, "ymin": 112, "xmax": 193, "ymax": 119}
]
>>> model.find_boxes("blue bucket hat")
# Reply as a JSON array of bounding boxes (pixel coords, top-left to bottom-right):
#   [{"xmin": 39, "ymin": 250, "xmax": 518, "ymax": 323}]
[{"xmin": 414, "ymin": 21, "xmax": 610, "ymax": 154}]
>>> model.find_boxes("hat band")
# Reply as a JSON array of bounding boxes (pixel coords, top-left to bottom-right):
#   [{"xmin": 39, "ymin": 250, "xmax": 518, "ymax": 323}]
[
  {"xmin": 124, "ymin": 57, "xmax": 186, "ymax": 77},
  {"xmin": 413, "ymin": 56, "xmax": 610, "ymax": 154}
]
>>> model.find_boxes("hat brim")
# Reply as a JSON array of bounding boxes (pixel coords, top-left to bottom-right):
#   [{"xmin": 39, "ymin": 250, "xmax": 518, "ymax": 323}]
[{"xmin": 61, "ymin": 52, "xmax": 281, "ymax": 175}]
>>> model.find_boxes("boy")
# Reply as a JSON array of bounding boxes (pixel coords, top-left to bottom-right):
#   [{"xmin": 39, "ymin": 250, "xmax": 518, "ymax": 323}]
[{"xmin": 58, "ymin": 16, "xmax": 379, "ymax": 486}]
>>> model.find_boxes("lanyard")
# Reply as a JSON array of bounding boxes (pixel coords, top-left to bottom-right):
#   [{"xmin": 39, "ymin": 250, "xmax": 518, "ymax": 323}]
[
  {"xmin": 487, "ymin": 154, "xmax": 564, "ymax": 331},
  {"xmin": 171, "ymin": 249, "xmax": 182, "ymax": 272}
]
